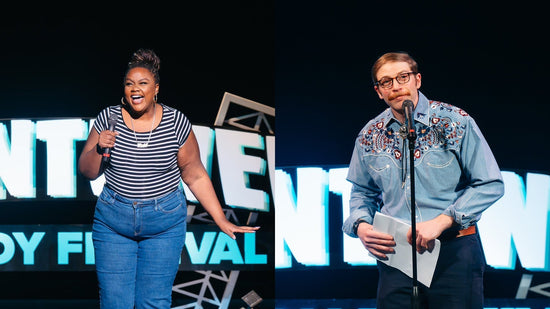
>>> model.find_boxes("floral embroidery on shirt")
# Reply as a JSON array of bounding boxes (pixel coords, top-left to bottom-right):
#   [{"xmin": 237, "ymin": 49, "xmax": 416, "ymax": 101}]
[
  {"xmin": 360, "ymin": 119, "xmax": 400, "ymax": 155},
  {"xmin": 427, "ymin": 101, "xmax": 467, "ymax": 149},
  {"xmin": 393, "ymin": 149, "xmax": 402, "ymax": 160},
  {"xmin": 359, "ymin": 101, "xmax": 468, "ymax": 161}
]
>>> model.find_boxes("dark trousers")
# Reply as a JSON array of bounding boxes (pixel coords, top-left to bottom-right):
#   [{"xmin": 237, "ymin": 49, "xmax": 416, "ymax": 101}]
[{"xmin": 376, "ymin": 234, "xmax": 485, "ymax": 309}]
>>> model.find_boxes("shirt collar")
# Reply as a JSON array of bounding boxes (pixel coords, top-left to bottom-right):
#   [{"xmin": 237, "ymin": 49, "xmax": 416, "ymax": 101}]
[
  {"xmin": 414, "ymin": 91, "xmax": 430, "ymax": 126},
  {"xmin": 382, "ymin": 91, "xmax": 430, "ymax": 128}
]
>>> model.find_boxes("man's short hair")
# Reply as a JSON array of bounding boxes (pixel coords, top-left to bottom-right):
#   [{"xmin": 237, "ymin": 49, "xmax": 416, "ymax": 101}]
[{"xmin": 371, "ymin": 52, "xmax": 418, "ymax": 84}]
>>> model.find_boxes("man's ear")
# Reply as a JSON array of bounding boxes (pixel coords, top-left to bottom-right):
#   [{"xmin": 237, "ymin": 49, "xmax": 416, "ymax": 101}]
[{"xmin": 374, "ymin": 85, "xmax": 384, "ymax": 99}]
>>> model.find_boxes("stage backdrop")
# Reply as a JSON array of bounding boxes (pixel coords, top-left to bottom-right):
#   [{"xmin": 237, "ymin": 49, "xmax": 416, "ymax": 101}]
[
  {"xmin": 0, "ymin": 94, "xmax": 275, "ymax": 307},
  {"xmin": 0, "ymin": 4, "xmax": 274, "ymax": 308},
  {"xmin": 275, "ymin": 166, "xmax": 550, "ymax": 300},
  {"xmin": 275, "ymin": 1, "xmax": 550, "ymax": 308}
]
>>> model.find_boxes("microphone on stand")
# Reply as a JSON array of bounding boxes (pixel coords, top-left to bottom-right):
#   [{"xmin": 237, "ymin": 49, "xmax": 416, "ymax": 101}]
[
  {"xmin": 402, "ymin": 100, "xmax": 416, "ymax": 140},
  {"xmin": 403, "ymin": 99, "xmax": 419, "ymax": 309}
]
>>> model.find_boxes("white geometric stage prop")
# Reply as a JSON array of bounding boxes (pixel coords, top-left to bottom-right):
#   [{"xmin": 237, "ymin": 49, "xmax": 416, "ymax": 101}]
[
  {"xmin": 215, "ymin": 92, "xmax": 275, "ymax": 134},
  {"xmin": 171, "ymin": 93, "xmax": 273, "ymax": 308},
  {"xmin": 172, "ymin": 271, "xmax": 239, "ymax": 309}
]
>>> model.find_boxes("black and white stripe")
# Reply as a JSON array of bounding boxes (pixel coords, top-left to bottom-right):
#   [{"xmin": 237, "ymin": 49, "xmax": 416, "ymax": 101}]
[{"xmin": 94, "ymin": 104, "xmax": 192, "ymax": 199}]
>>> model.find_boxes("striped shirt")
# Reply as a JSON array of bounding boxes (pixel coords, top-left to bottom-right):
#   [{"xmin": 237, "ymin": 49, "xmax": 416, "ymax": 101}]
[{"xmin": 93, "ymin": 104, "xmax": 192, "ymax": 199}]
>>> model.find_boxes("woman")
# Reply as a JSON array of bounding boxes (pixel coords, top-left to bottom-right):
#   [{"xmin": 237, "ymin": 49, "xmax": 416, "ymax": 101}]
[{"xmin": 78, "ymin": 48, "xmax": 259, "ymax": 309}]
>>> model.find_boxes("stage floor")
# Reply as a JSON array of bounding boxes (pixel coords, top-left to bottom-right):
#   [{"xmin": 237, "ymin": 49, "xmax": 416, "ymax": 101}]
[
  {"xmin": 1, "ymin": 298, "xmax": 549, "ymax": 309},
  {"xmin": 275, "ymin": 298, "xmax": 550, "ymax": 309}
]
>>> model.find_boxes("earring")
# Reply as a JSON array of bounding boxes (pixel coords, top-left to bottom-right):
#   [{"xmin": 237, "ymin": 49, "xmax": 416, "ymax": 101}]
[
  {"xmin": 154, "ymin": 94, "xmax": 158, "ymax": 103},
  {"xmin": 120, "ymin": 97, "xmax": 126, "ymax": 105}
]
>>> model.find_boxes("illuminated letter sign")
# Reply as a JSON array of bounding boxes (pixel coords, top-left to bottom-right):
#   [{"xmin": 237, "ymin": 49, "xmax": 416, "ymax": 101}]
[
  {"xmin": 478, "ymin": 171, "xmax": 550, "ymax": 271},
  {"xmin": 36, "ymin": 119, "xmax": 88, "ymax": 198},
  {"xmin": 0, "ymin": 120, "xmax": 36, "ymax": 198},
  {"xmin": 0, "ymin": 225, "xmax": 269, "ymax": 271},
  {"xmin": 275, "ymin": 166, "xmax": 550, "ymax": 272},
  {"xmin": 0, "ymin": 119, "xmax": 274, "ymax": 214},
  {"xmin": 275, "ymin": 168, "xmax": 329, "ymax": 268},
  {"xmin": 0, "ymin": 117, "xmax": 272, "ymax": 271},
  {"xmin": 216, "ymin": 128, "xmax": 269, "ymax": 212}
]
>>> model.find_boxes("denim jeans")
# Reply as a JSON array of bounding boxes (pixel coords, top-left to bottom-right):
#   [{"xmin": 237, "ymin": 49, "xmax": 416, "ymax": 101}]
[{"xmin": 93, "ymin": 185, "xmax": 187, "ymax": 309}]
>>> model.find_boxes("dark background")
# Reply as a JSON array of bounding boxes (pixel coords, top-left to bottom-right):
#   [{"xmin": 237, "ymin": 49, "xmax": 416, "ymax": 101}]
[
  {"xmin": 2, "ymin": 0, "xmax": 550, "ymax": 307},
  {"xmin": 2, "ymin": 4, "xmax": 273, "ymax": 122},
  {"xmin": 0, "ymin": 3, "xmax": 274, "ymax": 306},
  {"xmin": 275, "ymin": 1, "xmax": 550, "ymax": 306},
  {"xmin": 276, "ymin": 1, "xmax": 547, "ymax": 172}
]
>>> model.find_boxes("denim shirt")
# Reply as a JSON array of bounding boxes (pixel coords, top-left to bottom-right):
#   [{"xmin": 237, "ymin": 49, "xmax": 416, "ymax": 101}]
[{"xmin": 342, "ymin": 92, "xmax": 504, "ymax": 237}]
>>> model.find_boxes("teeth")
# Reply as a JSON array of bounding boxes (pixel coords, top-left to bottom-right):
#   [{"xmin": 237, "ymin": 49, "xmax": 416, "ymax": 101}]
[{"xmin": 132, "ymin": 95, "xmax": 143, "ymax": 99}]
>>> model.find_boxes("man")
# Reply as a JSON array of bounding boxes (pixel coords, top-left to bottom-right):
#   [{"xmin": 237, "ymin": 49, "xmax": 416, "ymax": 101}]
[{"xmin": 342, "ymin": 52, "xmax": 504, "ymax": 308}]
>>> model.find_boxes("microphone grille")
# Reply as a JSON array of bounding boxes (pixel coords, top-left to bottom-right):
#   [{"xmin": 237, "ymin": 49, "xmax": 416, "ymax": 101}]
[{"xmin": 107, "ymin": 111, "xmax": 118, "ymax": 127}]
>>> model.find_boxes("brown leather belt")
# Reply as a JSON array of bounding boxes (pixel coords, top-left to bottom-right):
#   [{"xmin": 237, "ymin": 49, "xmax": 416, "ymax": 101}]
[
  {"xmin": 457, "ymin": 225, "xmax": 476, "ymax": 238},
  {"xmin": 438, "ymin": 225, "xmax": 476, "ymax": 241}
]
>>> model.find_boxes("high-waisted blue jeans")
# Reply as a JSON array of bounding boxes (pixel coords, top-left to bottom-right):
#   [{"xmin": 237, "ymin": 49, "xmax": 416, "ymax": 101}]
[{"xmin": 92, "ymin": 185, "xmax": 187, "ymax": 309}]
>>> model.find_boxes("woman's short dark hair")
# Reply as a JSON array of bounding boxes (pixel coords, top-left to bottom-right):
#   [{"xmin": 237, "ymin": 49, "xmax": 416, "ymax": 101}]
[{"xmin": 125, "ymin": 48, "xmax": 161, "ymax": 84}]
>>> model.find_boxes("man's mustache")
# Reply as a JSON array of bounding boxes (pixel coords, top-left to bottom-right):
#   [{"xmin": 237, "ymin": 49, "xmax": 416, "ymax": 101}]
[{"xmin": 388, "ymin": 91, "xmax": 411, "ymax": 101}]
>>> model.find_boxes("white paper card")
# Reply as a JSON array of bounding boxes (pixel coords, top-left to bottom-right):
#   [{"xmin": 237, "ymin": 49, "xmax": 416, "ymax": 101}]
[{"xmin": 371, "ymin": 212, "xmax": 440, "ymax": 287}]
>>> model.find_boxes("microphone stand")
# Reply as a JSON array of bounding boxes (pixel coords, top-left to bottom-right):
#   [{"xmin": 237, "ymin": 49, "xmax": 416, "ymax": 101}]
[{"xmin": 407, "ymin": 122, "xmax": 420, "ymax": 309}]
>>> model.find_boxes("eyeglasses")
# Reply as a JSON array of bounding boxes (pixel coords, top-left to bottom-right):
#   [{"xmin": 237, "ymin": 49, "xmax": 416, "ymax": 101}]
[{"xmin": 375, "ymin": 72, "xmax": 417, "ymax": 89}]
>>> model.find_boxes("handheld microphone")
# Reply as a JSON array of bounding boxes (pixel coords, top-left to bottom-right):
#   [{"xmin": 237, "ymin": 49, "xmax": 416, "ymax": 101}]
[
  {"xmin": 402, "ymin": 100, "xmax": 416, "ymax": 140},
  {"xmin": 101, "ymin": 112, "xmax": 118, "ymax": 165}
]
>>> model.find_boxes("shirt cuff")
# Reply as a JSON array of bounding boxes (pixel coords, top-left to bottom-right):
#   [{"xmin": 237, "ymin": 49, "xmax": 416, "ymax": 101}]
[
  {"xmin": 342, "ymin": 213, "xmax": 373, "ymax": 238},
  {"xmin": 443, "ymin": 207, "xmax": 476, "ymax": 230}
]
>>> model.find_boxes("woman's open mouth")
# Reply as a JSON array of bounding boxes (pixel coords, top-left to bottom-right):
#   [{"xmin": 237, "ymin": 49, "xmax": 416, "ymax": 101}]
[{"xmin": 131, "ymin": 95, "xmax": 144, "ymax": 104}]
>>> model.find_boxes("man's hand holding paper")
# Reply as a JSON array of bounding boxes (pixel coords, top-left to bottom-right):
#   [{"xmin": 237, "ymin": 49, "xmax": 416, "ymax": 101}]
[
  {"xmin": 356, "ymin": 221, "xmax": 396, "ymax": 260},
  {"xmin": 370, "ymin": 212, "xmax": 442, "ymax": 287},
  {"xmin": 407, "ymin": 213, "xmax": 454, "ymax": 254}
]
